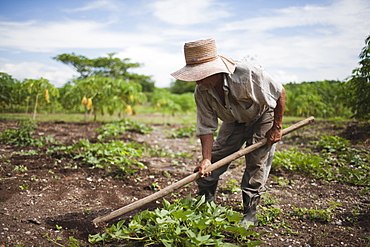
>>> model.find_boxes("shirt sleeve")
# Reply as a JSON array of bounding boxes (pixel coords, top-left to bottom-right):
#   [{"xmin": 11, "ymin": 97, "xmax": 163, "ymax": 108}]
[
  {"xmin": 248, "ymin": 64, "xmax": 283, "ymax": 108},
  {"xmin": 194, "ymin": 86, "xmax": 219, "ymax": 135}
]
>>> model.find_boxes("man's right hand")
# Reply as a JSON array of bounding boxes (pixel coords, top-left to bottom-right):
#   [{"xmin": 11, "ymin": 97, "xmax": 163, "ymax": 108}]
[{"xmin": 194, "ymin": 159, "xmax": 212, "ymax": 178}]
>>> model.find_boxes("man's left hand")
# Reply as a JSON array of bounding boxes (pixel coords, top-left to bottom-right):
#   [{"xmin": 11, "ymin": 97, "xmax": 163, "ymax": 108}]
[{"xmin": 266, "ymin": 125, "xmax": 282, "ymax": 146}]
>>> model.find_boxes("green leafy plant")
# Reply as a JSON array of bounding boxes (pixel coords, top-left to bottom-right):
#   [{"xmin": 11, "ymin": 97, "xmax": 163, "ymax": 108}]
[
  {"xmin": 292, "ymin": 206, "xmax": 333, "ymax": 222},
  {"xmin": 48, "ymin": 139, "xmax": 146, "ymax": 177},
  {"xmin": 19, "ymin": 183, "xmax": 29, "ymax": 190},
  {"xmin": 12, "ymin": 150, "xmax": 39, "ymax": 155},
  {"xmin": 220, "ymin": 179, "xmax": 241, "ymax": 193},
  {"xmin": 45, "ymin": 233, "xmax": 82, "ymax": 247},
  {"xmin": 0, "ymin": 120, "xmax": 44, "ymax": 146},
  {"xmin": 312, "ymin": 135, "xmax": 350, "ymax": 153},
  {"xmin": 273, "ymin": 135, "xmax": 369, "ymax": 188},
  {"xmin": 89, "ymin": 195, "xmax": 264, "ymax": 246},
  {"xmin": 258, "ymin": 206, "xmax": 283, "ymax": 226},
  {"xmin": 292, "ymin": 201, "xmax": 341, "ymax": 222},
  {"xmin": 261, "ymin": 193, "xmax": 280, "ymax": 206},
  {"xmin": 167, "ymin": 125, "xmax": 196, "ymax": 138},
  {"xmin": 13, "ymin": 165, "xmax": 28, "ymax": 172},
  {"xmin": 96, "ymin": 118, "xmax": 152, "ymax": 141},
  {"xmin": 145, "ymin": 145, "xmax": 193, "ymax": 159}
]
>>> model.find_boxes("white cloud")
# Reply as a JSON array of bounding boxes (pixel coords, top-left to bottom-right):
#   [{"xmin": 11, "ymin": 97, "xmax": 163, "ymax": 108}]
[
  {"xmin": 62, "ymin": 0, "xmax": 118, "ymax": 12},
  {"xmin": 117, "ymin": 46, "xmax": 183, "ymax": 88},
  {"xmin": 0, "ymin": 62, "xmax": 78, "ymax": 87},
  {"xmin": 150, "ymin": 0, "xmax": 230, "ymax": 25},
  {"xmin": 0, "ymin": 19, "xmax": 163, "ymax": 52}
]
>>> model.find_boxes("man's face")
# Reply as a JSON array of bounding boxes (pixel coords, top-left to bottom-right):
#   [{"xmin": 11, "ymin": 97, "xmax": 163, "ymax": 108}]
[{"xmin": 196, "ymin": 73, "xmax": 223, "ymax": 88}]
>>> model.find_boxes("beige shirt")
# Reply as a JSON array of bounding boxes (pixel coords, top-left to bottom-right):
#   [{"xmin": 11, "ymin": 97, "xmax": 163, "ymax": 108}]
[{"xmin": 195, "ymin": 59, "xmax": 283, "ymax": 135}]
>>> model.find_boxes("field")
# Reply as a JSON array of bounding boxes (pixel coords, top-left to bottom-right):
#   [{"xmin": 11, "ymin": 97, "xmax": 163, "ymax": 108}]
[{"xmin": 0, "ymin": 116, "xmax": 369, "ymax": 246}]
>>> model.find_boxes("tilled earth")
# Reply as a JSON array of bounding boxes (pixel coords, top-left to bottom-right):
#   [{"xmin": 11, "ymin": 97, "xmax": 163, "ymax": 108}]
[{"xmin": 0, "ymin": 118, "xmax": 369, "ymax": 246}]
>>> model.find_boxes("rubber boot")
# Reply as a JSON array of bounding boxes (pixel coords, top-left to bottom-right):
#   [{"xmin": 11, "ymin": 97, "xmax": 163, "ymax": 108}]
[
  {"xmin": 198, "ymin": 181, "xmax": 218, "ymax": 202},
  {"xmin": 240, "ymin": 194, "xmax": 260, "ymax": 227}
]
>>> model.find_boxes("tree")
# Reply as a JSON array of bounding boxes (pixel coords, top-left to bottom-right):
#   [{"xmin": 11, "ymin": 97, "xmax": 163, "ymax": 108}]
[
  {"xmin": 60, "ymin": 76, "xmax": 147, "ymax": 121},
  {"xmin": 53, "ymin": 53, "xmax": 155, "ymax": 92},
  {"xmin": 169, "ymin": 79, "xmax": 196, "ymax": 94},
  {"xmin": 22, "ymin": 78, "xmax": 59, "ymax": 120},
  {"xmin": 345, "ymin": 35, "xmax": 370, "ymax": 121},
  {"xmin": 0, "ymin": 72, "xmax": 19, "ymax": 110}
]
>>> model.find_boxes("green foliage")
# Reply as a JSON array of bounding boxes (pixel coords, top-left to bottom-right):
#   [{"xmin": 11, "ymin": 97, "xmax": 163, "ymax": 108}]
[
  {"xmin": 144, "ymin": 145, "xmax": 193, "ymax": 159},
  {"xmin": 22, "ymin": 78, "xmax": 59, "ymax": 120},
  {"xmin": 0, "ymin": 72, "xmax": 20, "ymax": 110},
  {"xmin": 313, "ymin": 135, "xmax": 350, "ymax": 152},
  {"xmin": 258, "ymin": 206, "xmax": 283, "ymax": 226},
  {"xmin": 53, "ymin": 53, "xmax": 155, "ymax": 92},
  {"xmin": 48, "ymin": 139, "xmax": 146, "ymax": 177},
  {"xmin": 96, "ymin": 118, "xmax": 152, "ymax": 141},
  {"xmin": 151, "ymin": 89, "xmax": 196, "ymax": 116},
  {"xmin": 344, "ymin": 34, "xmax": 370, "ymax": 121},
  {"xmin": 169, "ymin": 79, "xmax": 196, "ymax": 94},
  {"xmin": 220, "ymin": 179, "xmax": 241, "ymax": 193},
  {"xmin": 284, "ymin": 80, "xmax": 352, "ymax": 118},
  {"xmin": 13, "ymin": 165, "xmax": 28, "ymax": 172},
  {"xmin": 292, "ymin": 202, "xmax": 341, "ymax": 222},
  {"xmin": 89, "ymin": 195, "xmax": 264, "ymax": 246},
  {"xmin": 61, "ymin": 76, "xmax": 147, "ymax": 120},
  {"xmin": 167, "ymin": 125, "xmax": 196, "ymax": 138},
  {"xmin": 0, "ymin": 120, "xmax": 44, "ymax": 146},
  {"xmin": 273, "ymin": 135, "xmax": 369, "ymax": 188}
]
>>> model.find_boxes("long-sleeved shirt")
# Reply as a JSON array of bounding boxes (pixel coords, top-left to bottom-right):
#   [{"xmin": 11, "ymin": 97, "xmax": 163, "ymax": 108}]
[{"xmin": 195, "ymin": 59, "xmax": 283, "ymax": 136}]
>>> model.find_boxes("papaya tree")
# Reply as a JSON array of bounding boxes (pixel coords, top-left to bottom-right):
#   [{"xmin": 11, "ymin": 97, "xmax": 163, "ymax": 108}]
[
  {"xmin": 61, "ymin": 76, "xmax": 146, "ymax": 121},
  {"xmin": 0, "ymin": 72, "xmax": 18, "ymax": 111},
  {"xmin": 22, "ymin": 78, "xmax": 59, "ymax": 120},
  {"xmin": 345, "ymin": 34, "xmax": 370, "ymax": 121}
]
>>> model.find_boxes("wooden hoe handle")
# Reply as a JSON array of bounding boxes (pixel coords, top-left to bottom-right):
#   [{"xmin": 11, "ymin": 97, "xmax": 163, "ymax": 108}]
[{"xmin": 93, "ymin": 116, "xmax": 314, "ymax": 224}]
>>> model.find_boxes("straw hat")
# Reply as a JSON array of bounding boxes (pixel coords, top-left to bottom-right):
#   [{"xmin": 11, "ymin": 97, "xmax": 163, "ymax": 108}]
[{"xmin": 171, "ymin": 39, "xmax": 236, "ymax": 82}]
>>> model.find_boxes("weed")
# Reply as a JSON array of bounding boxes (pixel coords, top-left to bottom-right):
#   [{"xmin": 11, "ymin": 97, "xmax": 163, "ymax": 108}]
[
  {"xmin": 261, "ymin": 193, "xmax": 280, "ymax": 205},
  {"xmin": 45, "ymin": 233, "xmax": 81, "ymax": 247},
  {"xmin": 163, "ymin": 170, "xmax": 171, "ymax": 178},
  {"xmin": 312, "ymin": 135, "xmax": 350, "ymax": 153},
  {"xmin": 167, "ymin": 125, "xmax": 196, "ymax": 138},
  {"xmin": 220, "ymin": 179, "xmax": 241, "ymax": 193},
  {"xmin": 19, "ymin": 184, "xmax": 29, "ymax": 190},
  {"xmin": 12, "ymin": 150, "xmax": 39, "ymax": 155},
  {"xmin": 292, "ymin": 206, "xmax": 334, "ymax": 222},
  {"xmin": 0, "ymin": 120, "xmax": 44, "ymax": 146},
  {"xmin": 258, "ymin": 206, "xmax": 283, "ymax": 226},
  {"xmin": 273, "ymin": 137, "xmax": 370, "ymax": 188},
  {"xmin": 151, "ymin": 182, "xmax": 161, "ymax": 191},
  {"xmin": 13, "ymin": 165, "xmax": 28, "ymax": 172},
  {"xmin": 273, "ymin": 176, "xmax": 292, "ymax": 187},
  {"xmin": 48, "ymin": 139, "xmax": 146, "ymax": 177},
  {"xmin": 89, "ymin": 195, "xmax": 265, "ymax": 246},
  {"xmin": 96, "ymin": 118, "xmax": 152, "ymax": 141}
]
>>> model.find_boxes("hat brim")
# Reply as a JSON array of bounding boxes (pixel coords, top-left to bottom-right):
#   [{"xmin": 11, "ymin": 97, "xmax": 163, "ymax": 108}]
[{"xmin": 171, "ymin": 56, "xmax": 236, "ymax": 82}]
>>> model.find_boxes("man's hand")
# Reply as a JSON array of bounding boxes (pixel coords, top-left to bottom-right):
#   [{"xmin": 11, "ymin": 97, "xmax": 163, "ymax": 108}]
[
  {"xmin": 266, "ymin": 125, "xmax": 282, "ymax": 146},
  {"xmin": 194, "ymin": 159, "xmax": 212, "ymax": 178}
]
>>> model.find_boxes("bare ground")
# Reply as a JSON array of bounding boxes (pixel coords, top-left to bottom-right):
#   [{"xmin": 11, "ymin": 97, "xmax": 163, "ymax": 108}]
[{"xmin": 0, "ymin": 119, "xmax": 369, "ymax": 246}]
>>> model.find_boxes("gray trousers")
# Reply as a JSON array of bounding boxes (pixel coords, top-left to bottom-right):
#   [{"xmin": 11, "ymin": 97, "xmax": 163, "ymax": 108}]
[{"xmin": 197, "ymin": 108, "xmax": 275, "ymax": 207}]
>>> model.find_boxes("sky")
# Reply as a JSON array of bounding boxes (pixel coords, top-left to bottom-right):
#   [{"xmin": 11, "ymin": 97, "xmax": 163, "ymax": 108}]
[{"xmin": 0, "ymin": 0, "xmax": 369, "ymax": 88}]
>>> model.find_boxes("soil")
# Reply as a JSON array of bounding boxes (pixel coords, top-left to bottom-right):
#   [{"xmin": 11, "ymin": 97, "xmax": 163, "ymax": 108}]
[{"xmin": 0, "ymin": 118, "xmax": 369, "ymax": 247}]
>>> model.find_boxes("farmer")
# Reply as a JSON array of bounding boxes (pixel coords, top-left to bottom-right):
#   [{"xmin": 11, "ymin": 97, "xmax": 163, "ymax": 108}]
[{"xmin": 171, "ymin": 38, "xmax": 286, "ymax": 226}]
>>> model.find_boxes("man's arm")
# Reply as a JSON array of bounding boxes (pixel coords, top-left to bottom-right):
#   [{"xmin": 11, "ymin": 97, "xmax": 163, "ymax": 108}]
[
  {"xmin": 194, "ymin": 134, "xmax": 213, "ymax": 177},
  {"xmin": 266, "ymin": 87, "xmax": 286, "ymax": 145}
]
